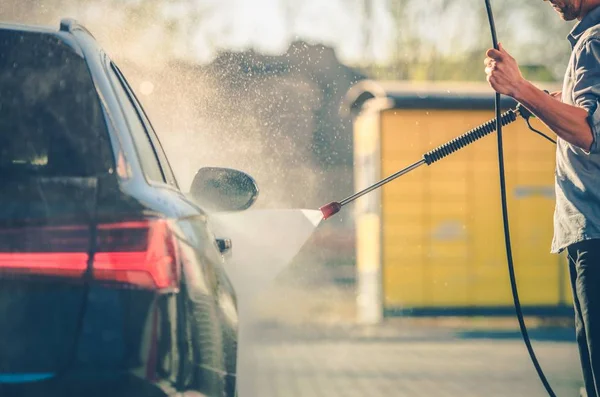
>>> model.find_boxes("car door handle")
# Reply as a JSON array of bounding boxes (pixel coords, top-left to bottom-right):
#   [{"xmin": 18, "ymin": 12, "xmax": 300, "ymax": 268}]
[{"xmin": 216, "ymin": 238, "xmax": 232, "ymax": 254}]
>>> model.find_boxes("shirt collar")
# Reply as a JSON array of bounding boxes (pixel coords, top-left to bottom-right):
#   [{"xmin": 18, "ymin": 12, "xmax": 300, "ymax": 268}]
[{"xmin": 569, "ymin": 6, "xmax": 600, "ymax": 47}]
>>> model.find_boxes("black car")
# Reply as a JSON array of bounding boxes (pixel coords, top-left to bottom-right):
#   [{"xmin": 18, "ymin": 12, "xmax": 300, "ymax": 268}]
[{"xmin": 0, "ymin": 19, "xmax": 257, "ymax": 397}]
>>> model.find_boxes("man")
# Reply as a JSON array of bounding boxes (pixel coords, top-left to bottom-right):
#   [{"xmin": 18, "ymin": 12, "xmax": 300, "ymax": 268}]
[{"xmin": 484, "ymin": 1, "xmax": 600, "ymax": 396}]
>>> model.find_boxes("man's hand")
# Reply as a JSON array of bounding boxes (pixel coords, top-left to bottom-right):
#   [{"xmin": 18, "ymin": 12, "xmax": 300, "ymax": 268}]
[
  {"xmin": 483, "ymin": 46, "xmax": 594, "ymax": 150},
  {"xmin": 484, "ymin": 43, "xmax": 527, "ymax": 98},
  {"xmin": 484, "ymin": 50, "xmax": 594, "ymax": 150},
  {"xmin": 550, "ymin": 91, "xmax": 562, "ymax": 101}
]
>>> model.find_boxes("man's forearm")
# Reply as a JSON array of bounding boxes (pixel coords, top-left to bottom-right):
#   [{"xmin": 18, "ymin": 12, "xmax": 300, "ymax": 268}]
[{"xmin": 514, "ymin": 81, "xmax": 594, "ymax": 150}]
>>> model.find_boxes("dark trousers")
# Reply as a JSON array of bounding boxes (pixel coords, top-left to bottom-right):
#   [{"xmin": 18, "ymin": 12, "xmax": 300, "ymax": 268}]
[{"xmin": 569, "ymin": 239, "xmax": 600, "ymax": 397}]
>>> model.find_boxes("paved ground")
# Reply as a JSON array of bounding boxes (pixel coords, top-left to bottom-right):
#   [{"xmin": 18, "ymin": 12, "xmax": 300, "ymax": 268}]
[
  {"xmin": 237, "ymin": 282, "xmax": 582, "ymax": 397},
  {"xmin": 239, "ymin": 322, "xmax": 580, "ymax": 397}
]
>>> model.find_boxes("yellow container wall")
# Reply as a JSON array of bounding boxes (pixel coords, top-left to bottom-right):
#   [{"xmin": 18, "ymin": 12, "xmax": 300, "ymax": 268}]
[{"xmin": 378, "ymin": 109, "xmax": 568, "ymax": 311}]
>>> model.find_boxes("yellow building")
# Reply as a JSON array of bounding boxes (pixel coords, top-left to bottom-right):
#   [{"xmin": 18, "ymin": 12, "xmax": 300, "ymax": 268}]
[{"xmin": 347, "ymin": 81, "xmax": 571, "ymax": 318}]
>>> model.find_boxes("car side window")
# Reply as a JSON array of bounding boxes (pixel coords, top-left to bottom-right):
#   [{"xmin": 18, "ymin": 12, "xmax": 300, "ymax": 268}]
[
  {"xmin": 111, "ymin": 64, "xmax": 179, "ymax": 189},
  {"xmin": 107, "ymin": 63, "xmax": 165, "ymax": 183}
]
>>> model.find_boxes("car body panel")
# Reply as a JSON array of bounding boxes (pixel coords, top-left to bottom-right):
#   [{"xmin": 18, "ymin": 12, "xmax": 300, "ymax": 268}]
[{"xmin": 0, "ymin": 20, "xmax": 240, "ymax": 397}]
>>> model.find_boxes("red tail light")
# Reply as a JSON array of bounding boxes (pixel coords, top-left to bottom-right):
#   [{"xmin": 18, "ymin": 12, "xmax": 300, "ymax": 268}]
[
  {"xmin": 0, "ymin": 219, "xmax": 179, "ymax": 291},
  {"xmin": 94, "ymin": 220, "xmax": 179, "ymax": 290}
]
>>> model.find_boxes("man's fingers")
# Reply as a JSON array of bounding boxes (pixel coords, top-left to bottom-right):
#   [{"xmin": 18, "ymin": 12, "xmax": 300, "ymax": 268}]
[
  {"xmin": 483, "ymin": 57, "xmax": 496, "ymax": 67},
  {"xmin": 498, "ymin": 43, "xmax": 514, "ymax": 59},
  {"xmin": 486, "ymin": 48, "xmax": 503, "ymax": 60},
  {"xmin": 487, "ymin": 75, "xmax": 501, "ymax": 89}
]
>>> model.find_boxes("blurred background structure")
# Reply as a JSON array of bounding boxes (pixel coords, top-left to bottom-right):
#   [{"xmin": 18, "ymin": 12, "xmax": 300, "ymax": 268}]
[{"xmin": 1, "ymin": 1, "xmax": 582, "ymax": 395}]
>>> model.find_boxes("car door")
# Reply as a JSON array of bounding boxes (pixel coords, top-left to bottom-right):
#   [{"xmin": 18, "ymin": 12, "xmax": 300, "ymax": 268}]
[{"xmin": 109, "ymin": 61, "xmax": 238, "ymax": 395}]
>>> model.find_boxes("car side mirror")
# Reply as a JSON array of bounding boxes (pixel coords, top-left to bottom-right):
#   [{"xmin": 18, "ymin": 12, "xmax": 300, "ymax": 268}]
[{"xmin": 190, "ymin": 167, "xmax": 259, "ymax": 212}]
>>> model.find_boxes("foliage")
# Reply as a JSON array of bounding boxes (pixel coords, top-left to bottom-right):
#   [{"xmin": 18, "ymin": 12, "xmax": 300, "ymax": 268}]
[{"xmin": 372, "ymin": 0, "xmax": 574, "ymax": 82}]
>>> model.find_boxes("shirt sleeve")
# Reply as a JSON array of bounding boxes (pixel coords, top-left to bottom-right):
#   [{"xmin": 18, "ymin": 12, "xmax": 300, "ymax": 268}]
[{"xmin": 573, "ymin": 37, "xmax": 600, "ymax": 153}]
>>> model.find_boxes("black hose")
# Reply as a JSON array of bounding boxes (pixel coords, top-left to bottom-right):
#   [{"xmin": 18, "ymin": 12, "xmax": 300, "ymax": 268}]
[
  {"xmin": 484, "ymin": 1, "xmax": 558, "ymax": 396},
  {"xmin": 526, "ymin": 118, "xmax": 557, "ymax": 144}
]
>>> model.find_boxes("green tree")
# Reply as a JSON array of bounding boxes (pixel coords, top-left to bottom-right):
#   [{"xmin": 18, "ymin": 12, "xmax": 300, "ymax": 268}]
[{"xmin": 373, "ymin": 0, "xmax": 573, "ymax": 82}]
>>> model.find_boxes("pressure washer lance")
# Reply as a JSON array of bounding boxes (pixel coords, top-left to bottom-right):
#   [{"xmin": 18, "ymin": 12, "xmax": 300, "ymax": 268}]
[{"xmin": 319, "ymin": 104, "xmax": 547, "ymax": 220}]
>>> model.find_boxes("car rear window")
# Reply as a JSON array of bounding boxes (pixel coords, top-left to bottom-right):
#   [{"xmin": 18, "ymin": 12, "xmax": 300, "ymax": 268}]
[{"xmin": 0, "ymin": 29, "xmax": 114, "ymax": 179}]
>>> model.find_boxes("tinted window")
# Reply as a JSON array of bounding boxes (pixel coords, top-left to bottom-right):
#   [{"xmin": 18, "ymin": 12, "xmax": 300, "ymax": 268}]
[
  {"xmin": 107, "ymin": 63, "xmax": 164, "ymax": 183},
  {"xmin": 0, "ymin": 29, "xmax": 113, "ymax": 180},
  {"xmin": 112, "ymin": 65, "xmax": 178, "ymax": 188}
]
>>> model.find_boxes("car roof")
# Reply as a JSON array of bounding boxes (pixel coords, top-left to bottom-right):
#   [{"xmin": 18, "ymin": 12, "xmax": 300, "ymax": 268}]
[
  {"xmin": 0, "ymin": 18, "xmax": 93, "ymax": 36},
  {"xmin": 0, "ymin": 21, "xmax": 57, "ymax": 35},
  {"xmin": 0, "ymin": 19, "xmax": 99, "ymax": 58}
]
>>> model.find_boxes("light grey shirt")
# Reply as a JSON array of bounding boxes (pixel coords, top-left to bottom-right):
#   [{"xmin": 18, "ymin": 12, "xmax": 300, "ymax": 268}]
[{"xmin": 552, "ymin": 6, "xmax": 600, "ymax": 253}]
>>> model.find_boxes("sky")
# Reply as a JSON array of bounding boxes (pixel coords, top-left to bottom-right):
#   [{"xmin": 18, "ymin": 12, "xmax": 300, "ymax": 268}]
[
  {"xmin": 33, "ymin": 0, "xmax": 572, "ymax": 71},
  {"xmin": 158, "ymin": 0, "xmax": 557, "ymax": 65},
  {"xmin": 162, "ymin": 0, "xmax": 396, "ymax": 64}
]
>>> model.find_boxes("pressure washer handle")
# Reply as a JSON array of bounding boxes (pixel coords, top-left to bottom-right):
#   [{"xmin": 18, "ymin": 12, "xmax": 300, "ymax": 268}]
[
  {"xmin": 423, "ymin": 108, "xmax": 517, "ymax": 165},
  {"xmin": 320, "ymin": 108, "xmax": 520, "ymax": 220}
]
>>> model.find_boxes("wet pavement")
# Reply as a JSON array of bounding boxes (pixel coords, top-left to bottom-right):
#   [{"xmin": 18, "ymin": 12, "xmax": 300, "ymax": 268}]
[{"xmin": 237, "ymin": 283, "xmax": 582, "ymax": 397}]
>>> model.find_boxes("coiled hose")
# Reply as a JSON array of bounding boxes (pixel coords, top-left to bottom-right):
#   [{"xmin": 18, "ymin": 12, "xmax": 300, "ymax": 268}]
[{"xmin": 423, "ymin": 109, "xmax": 517, "ymax": 165}]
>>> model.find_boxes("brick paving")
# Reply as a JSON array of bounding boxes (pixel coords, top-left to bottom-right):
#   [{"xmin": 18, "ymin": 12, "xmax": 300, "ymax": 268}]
[
  {"xmin": 239, "ymin": 321, "xmax": 581, "ymax": 397},
  {"xmin": 236, "ymin": 284, "xmax": 582, "ymax": 397}
]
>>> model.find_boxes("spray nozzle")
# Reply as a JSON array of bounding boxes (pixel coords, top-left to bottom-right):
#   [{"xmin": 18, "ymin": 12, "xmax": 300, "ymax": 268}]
[{"xmin": 319, "ymin": 201, "xmax": 342, "ymax": 220}]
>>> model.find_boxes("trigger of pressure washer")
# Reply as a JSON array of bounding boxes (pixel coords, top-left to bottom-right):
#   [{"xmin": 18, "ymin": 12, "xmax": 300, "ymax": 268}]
[
  {"xmin": 516, "ymin": 102, "xmax": 534, "ymax": 121},
  {"xmin": 515, "ymin": 91, "xmax": 557, "ymax": 144}
]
